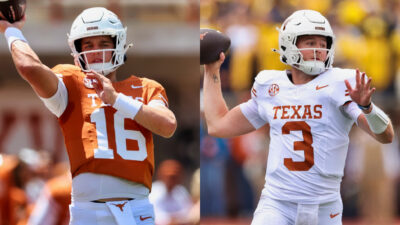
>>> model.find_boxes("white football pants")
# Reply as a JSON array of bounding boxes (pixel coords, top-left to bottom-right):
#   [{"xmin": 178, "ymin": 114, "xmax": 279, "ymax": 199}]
[
  {"xmin": 69, "ymin": 198, "xmax": 155, "ymax": 225},
  {"xmin": 251, "ymin": 196, "xmax": 343, "ymax": 225}
]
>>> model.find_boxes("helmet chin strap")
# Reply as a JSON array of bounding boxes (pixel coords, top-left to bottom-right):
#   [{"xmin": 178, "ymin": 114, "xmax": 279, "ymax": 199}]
[
  {"xmin": 298, "ymin": 61, "xmax": 326, "ymax": 75},
  {"xmin": 87, "ymin": 62, "xmax": 116, "ymax": 76}
]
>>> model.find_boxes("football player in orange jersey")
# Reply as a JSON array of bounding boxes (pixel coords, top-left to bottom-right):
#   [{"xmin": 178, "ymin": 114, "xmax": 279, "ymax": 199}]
[
  {"xmin": 27, "ymin": 171, "xmax": 71, "ymax": 225},
  {"xmin": 203, "ymin": 10, "xmax": 394, "ymax": 225},
  {"xmin": 0, "ymin": 7, "xmax": 177, "ymax": 225},
  {"xmin": 0, "ymin": 154, "xmax": 25, "ymax": 225}
]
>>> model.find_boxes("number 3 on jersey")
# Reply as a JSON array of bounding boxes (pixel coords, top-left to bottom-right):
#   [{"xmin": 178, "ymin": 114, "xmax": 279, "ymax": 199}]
[
  {"xmin": 282, "ymin": 121, "xmax": 314, "ymax": 171},
  {"xmin": 91, "ymin": 108, "xmax": 147, "ymax": 161}
]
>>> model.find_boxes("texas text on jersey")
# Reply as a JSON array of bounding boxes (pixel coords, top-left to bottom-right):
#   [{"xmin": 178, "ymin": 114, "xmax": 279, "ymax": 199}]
[{"xmin": 241, "ymin": 68, "xmax": 358, "ymax": 204}]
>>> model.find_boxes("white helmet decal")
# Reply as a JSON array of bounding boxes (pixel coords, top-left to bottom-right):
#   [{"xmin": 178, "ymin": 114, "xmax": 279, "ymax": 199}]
[
  {"xmin": 274, "ymin": 10, "xmax": 335, "ymax": 75},
  {"xmin": 68, "ymin": 7, "xmax": 132, "ymax": 76}
]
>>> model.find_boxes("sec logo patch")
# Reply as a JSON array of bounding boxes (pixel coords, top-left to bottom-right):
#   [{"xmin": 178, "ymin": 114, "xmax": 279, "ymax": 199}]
[
  {"xmin": 268, "ymin": 84, "xmax": 279, "ymax": 96},
  {"xmin": 84, "ymin": 77, "xmax": 95, "ymax": 89}
]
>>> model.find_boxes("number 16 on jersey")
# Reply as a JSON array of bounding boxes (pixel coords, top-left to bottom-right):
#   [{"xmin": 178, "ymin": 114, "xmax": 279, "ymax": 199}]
[{"xmin": 90, "ymin": 108, "xmax": 148, "ymax": 161}]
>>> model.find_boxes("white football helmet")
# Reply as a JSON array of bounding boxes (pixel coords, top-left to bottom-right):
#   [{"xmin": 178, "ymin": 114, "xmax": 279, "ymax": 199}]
[
  {"xmin": 68, "ymin": 7, "xmax": 132, "ymax": 76},
  {"xmin": 274, "ymin": 10, "xmax": 335, "ymax": 75}
]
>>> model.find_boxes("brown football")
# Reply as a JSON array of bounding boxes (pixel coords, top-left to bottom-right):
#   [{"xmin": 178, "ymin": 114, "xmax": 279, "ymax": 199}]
[
  {"xmin": 200, "ymin": 28, "xmax": 231, "ymax": 65},
  {"xmin": 0, "ymin": 0, "xmax": 26, "ymax": 23}
]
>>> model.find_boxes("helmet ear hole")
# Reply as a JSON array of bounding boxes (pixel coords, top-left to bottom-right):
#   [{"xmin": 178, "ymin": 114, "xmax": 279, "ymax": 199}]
[{"xmin": 296, "ymin": 56, "xmax": 301, "ymax": 64}]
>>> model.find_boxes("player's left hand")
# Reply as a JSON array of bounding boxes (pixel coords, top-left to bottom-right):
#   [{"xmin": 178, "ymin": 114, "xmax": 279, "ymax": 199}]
[
  {"xmin": 344, "ymin": 69, "xmax": 375, "ymax": 107},
  {"xmin": 86, "ymin": 71, "xmax": 118, "ymax": 105}
]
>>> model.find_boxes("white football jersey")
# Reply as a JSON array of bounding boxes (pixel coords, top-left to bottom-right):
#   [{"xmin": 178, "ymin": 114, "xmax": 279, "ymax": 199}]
[{"xmin": 240, "ymin": 68, "xmax": 361, "ymax": 204}]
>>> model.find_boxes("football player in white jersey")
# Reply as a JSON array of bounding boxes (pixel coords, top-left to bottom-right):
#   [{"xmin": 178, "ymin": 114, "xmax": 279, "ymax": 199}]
[{"xmin": 203, "ymin": 9, "xmax": 394, "ymax": 225}]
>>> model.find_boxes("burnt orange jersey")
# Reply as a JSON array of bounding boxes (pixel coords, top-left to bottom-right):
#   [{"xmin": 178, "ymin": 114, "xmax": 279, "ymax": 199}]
[
  {"xmin": 44, "ymin": 174, "xmax": 71, "ymax": 225},
  {"xmin": 0, "ymin": 154, "xmax": 25, "ymax": 225},
  {"xmin": 52, "ymin": 64, "xmax": 169, "ymax": 189},
  {"xmin": 25, "ymin": 173, "xmax": 71, "ymax": 225}
]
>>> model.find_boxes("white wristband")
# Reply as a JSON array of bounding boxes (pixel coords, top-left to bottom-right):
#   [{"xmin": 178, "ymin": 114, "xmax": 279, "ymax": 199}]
[
  {"xmin": 112, "ymin": 93, "xmax": 143, "ymax": 119},
  {"xmin": 364, "ymin": 103, "xmax": 390, "ymax": 134},
  {"xmin": 4, "ymin": 27, "xmax": 27, "ymax": 51}
]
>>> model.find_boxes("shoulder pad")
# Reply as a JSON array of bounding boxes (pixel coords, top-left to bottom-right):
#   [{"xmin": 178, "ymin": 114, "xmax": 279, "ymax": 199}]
[
  {"xmin": 139, "ymin": 77, "xmax": 164, "ymax": 89},
  {"xmin": 328, "ymin": 68, "xmax": 356, "ymax": 81},
  {"xmin": 251, "ymin": 70, "xmax": 283, "ymax": 100},
  {"xmin": 51, "ymin": 64, "xmax": 82, "ymax": 77},
  {"xmin": 254, "ymin": 70, "xmax": 285, "ymax": 85}
]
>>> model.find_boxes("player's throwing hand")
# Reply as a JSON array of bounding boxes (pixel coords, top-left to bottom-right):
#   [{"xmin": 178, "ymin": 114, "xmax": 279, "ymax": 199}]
[
  {"xmin": 344, "ymin": 69, "xmax": 376, "ymax": 109},
  {"xmin": 0, "ymin": 15, "xmax": 25, "ymax": 33},
  {"xmin": 203, "ymin": 52, "xmax": 225, "ymax": 83}
]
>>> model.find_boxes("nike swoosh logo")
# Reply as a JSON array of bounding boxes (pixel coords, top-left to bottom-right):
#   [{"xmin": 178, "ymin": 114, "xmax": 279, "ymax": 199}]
[
  {"xmin": 330, "ymin": 213, "xmax": 340, "ymax": 218},
  {"xmin": 140, "ymin": 216, "xmax": 152, "ymax": 221},
  {"xmin": 131, "ymin": 85, "xmax": 143, "ymax": 89},
  {"xmin": 316, "ymin": 85, "xmax": 329, "ymax": 90}
]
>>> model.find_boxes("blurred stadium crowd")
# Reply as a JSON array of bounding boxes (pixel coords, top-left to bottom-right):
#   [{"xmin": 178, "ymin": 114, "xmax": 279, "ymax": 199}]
[
  {"xmin": 0, "ymin": 0, "xmax": 200, "ymax": 225},
  {"xmin": 0, "ymin": 151, "xmax": 200, "ymax": 225},
  {"xmin": 200, "ymin": 0, "xmax": 400, "ymax": 224}
]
